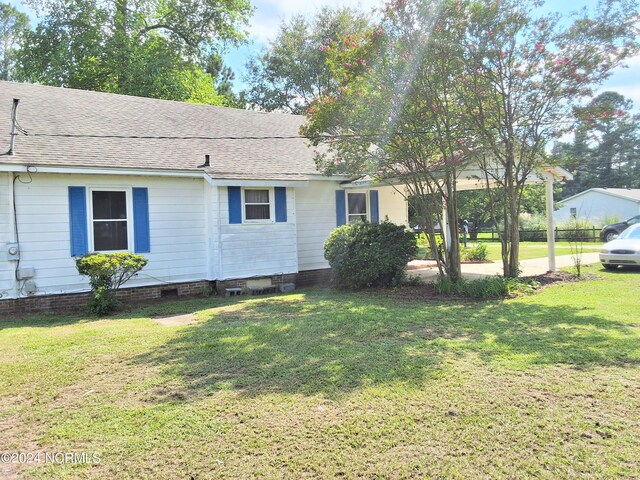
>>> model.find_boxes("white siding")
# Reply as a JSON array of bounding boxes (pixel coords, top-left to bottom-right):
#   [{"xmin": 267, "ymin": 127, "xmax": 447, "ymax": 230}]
[
  {"xmin": 378, "ymin": 186, "xmax": 409, "ymax": 226},
  {"xmin": 555, "ymin": 191, "xmax": 640, "ymax": 224},
  {"xmin": 217, "ymin": 186, "xmax": 298, "ymax": 279},
  {"xmin": 296, "ymin": 181, "xmax": 337, "ymax": 271},
  {"xmin": 0, "ymin": 173, "xmax": 414, "ymax": 298},
  {"xmin": 5, "ymin": 173, "xmax": 206, "ymax": 298},
  {"xmin": 295, "ymin": 182, "xmax": 410, "ymax": 272},
  {"xmin": 0, "ymin": 173, "xmax": 13, "ymax": 298}
]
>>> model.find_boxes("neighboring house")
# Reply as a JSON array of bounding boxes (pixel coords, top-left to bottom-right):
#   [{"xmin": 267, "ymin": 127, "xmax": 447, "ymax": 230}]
[
  {"xmin": 554, "ymin": 188, "xmax": 640, "ymax": 225},
  {"xmin": 0, "ymin": 82, "xmax": 407, "ymax": 303}
]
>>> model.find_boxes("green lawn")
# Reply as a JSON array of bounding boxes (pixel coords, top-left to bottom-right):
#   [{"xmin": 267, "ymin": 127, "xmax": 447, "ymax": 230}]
[
  {"xmin": 477, "ymin": 241, "xmax": 603, "ymax": 261},
  {"xmin": 1, "ymin": 266, "xmax": 639, "ymax": 479},
  {"xmin": 416, "ymin": 241, "xmax": 603, "ymax": 261}
]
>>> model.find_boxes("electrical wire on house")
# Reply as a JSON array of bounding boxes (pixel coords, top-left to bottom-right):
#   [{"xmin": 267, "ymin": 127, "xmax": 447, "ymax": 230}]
[{"xmin": 12, "ymin": 167, "xmax": 37, "ymax": 297}]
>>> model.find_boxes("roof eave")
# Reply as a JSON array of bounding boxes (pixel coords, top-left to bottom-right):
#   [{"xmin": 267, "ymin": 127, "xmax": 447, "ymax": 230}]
[{"xmin": 0, "ymin": 163, "xmax": 204, "ymax": 178}]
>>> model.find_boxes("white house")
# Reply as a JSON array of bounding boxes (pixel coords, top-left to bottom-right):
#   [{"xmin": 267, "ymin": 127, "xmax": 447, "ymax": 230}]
[
  {"xmin": 0, "ymin": 81, "xmax": 408, "ymax": 305},
  {"xmin": 554, "ymin": 188, "xmax": 640, "ymax": 225}
]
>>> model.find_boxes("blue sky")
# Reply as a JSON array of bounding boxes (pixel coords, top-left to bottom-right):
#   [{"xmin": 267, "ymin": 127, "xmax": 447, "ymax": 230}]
[{"xmin": 8, "ymin": 0, "xmax": 640, "ymax": 108}]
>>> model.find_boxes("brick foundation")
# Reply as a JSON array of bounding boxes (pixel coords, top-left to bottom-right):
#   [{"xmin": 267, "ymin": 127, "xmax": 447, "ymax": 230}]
[
  {"xmin": 296, "ymin": 268, "xmax": 333, "ymax": 287},
  {"xmin": 0, "ymin": 270, "xmax": 334, "ymax": 318},
  {"xmin": 0, "ymin": 280, "xmax": 214, "ymax": 318}
]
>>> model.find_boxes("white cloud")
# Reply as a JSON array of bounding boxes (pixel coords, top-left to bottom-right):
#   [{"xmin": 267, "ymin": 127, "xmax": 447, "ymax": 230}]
[
  {"xmin": 594, "ymin": 54, "xmax": 640, "ymax": 111},
  {"xmin": 247, "ymin": 0, "xmax": 383, "ymax": 42}
]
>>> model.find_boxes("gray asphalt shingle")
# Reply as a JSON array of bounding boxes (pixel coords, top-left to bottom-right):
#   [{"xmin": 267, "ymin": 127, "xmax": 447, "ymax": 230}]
[{"xmin": 0, "ymin": 81, "xmax": 321, "ymax": 179}]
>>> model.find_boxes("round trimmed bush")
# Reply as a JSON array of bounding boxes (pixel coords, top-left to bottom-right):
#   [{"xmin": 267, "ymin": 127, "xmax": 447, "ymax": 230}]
[{"xmin": 324, "ymin": 221, "xmax": 417, "ymax": 289}]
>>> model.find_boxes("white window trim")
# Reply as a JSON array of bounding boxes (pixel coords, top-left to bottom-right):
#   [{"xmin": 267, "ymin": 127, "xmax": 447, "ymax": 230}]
[
  {"xmin": 242, "ymin": 187, "xmax": 275, "ymax": 224},
  {"xmin": 87, "ymin": 187, "xmax": 134, "ymax": 253},
  {"xmin": 346, "ymin": 191, "xmax": 370, "ymax": 224}
]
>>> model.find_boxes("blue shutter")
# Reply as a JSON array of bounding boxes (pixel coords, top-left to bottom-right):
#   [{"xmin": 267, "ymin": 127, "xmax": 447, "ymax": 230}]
[
  {"xmin": 132, "ymin": 187, "xmax": 150, "ymax": 253},
  {"xmin": 228, "ymin": 186, "xmax": 242, "ymax": 224},
  {"xmin": 335, "ymin": 190, "xmax": 346, "ymax": 226},
  {"xmin": 68, "ymin": 186, "xmax": 88, "ymax": 257},
  {"xmin": 370, "ymin": 190, "xmax": 380, "ymax": 223},
  {"xmin": 275, "ymin": 187, "xmax": 287, "ymax": 222}
]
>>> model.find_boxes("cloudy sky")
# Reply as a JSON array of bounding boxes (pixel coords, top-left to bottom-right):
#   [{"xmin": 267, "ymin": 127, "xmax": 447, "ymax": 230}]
[{"xmin": 8, "ymin": 0, "xmax": 640, "ymax": 108}]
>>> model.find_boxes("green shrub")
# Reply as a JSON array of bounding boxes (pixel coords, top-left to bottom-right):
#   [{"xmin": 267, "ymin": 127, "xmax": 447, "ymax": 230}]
[
  {"xmin": 519, "ymin": 213, "xmax": 547, "ymax": 241},
  {"xmin": 557, "ymin": 217, "xmax": 594, "ymax": 241},
  {"xmin": 324, "ymin": 221, "xmax": 417, "ymax": 289},
  {"xmin": 75, "ymin": 252, "xmax": 148, "ymax": 315},
  {"xmin": 416, "ymin": 232, "xmax": 444, "ymax": 260},
  {"xmin": 463, "ymin": 242, "xmax": 488, "ymax": 261},
  {"xmin": 433, "ymin": 275, "xmax": 539, "ymax": 299},
  {"xmin": 600, "ymin": 214, "xmax": 620, "ymax": 227}
]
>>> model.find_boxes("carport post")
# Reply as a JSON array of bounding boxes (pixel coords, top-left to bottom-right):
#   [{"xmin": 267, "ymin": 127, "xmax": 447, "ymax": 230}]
[{"xmin": 545, "ymin": 173, "xmax": 556, "ymax": 272}]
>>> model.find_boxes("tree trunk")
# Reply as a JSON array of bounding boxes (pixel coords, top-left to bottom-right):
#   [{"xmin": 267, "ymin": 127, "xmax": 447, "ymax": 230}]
[
  {"xmin": 444, "ymin": 178, "xmax": 461, "ymax": 282},
  {"xmin": 114, "ymin": 0, "xmax": 130, "ymax": 93},
  {"xmin": 502, "ymin": 150, "xmax": 521, "ymax": 278}
]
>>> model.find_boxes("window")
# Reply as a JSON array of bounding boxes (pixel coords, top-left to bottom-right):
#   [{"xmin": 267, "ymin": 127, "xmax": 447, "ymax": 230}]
[
  {"xmin": 244, "ymin": 189, "xmax": 271, "ymax": 221},
  {"xmin": 91, "ymin": 190, "xmax": 129, "ymax": 251},
  {"xmin": 348, "ymin": 192, "xmax": 367, "ymax": 223},
  {"xmin": 628, "ymin": 215, "xmax": 640, "ymax": 225},
  {"xmin": 570, "ymin": 207, "xmax": 577, "ymax": 218}
]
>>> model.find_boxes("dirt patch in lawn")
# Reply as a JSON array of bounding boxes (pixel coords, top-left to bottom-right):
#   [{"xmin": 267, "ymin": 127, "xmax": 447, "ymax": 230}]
[
  {"xmin": 152, "ymin": 313, "xmax": 197, "ymax": 326},
  {"xmin": 525, "ymin": 271, "xmax": 603, "ymax": 288}
]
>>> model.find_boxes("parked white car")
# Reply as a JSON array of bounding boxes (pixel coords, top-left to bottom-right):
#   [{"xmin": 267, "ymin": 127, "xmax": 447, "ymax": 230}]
[{"xmin": 600, "ymin": 224, "xmax": 640, "ymax": 270}]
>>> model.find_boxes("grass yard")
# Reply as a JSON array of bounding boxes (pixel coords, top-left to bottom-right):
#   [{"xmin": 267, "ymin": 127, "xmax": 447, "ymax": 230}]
[
  {"xmin": 416, "ymin": 241, "xmax": 602, "ymax": 262},
  {"xmin": 475, "ymin": 241, "xmax": 603, "ymax": 262},
  {"xmin": 1, "ymin": 266, "xmax": 639, "ymax": 479}
]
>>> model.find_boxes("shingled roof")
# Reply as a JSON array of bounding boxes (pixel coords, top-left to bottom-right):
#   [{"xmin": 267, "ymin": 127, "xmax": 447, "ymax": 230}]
[{"xmin": 0, "ymin": 81, "xmax": 321, "ymax": 180}]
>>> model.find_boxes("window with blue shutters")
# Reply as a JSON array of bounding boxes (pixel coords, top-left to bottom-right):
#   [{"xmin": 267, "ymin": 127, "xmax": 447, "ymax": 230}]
[
  {"xmin": 68, "ymin": 186, "xmax": 150, "ymax": 255},
  {"xmin": 336, "ymin": 190, "xmax": 380, "ymax": 225},
  {"xmin": 228, "ymin": 186, "xmax": 288, "ymax": 224}
]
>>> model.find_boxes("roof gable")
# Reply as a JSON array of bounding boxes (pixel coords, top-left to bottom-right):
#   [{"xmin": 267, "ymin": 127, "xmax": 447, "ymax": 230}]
[{"xmin": 561, "ymin": 188, "xmax": 640, "ymax": 204}]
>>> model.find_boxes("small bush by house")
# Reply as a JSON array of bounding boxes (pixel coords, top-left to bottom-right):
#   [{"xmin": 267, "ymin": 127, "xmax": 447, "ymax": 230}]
[
  {"xmin": 463, "ymin": 243, "xmax": 488, "ymax": 262},
  {"xmin": 75, "ymin": 252, "xmax": 148, "ymax": 315},
  {"xmin": 324, "ymin": 222, "xmax": 417, "ymax": 289}
]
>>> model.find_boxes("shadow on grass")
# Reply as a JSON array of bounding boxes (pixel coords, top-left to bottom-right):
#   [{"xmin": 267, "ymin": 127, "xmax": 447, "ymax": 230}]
[
  {"xmin": 131, "ymin": 289, "xmax": 639, "ymax": 400},
  {"xmin": 0, "ymin": 312, "xmax": 92, "ymax": 330},
  {"xmin": 0, "ymin": 295, "xmax": 235, "ymax": 330}
]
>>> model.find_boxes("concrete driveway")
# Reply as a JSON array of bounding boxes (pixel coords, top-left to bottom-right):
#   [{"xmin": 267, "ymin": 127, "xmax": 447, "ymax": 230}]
[{"xmin": 409, "ymin": 252, "xmax": 601, "ymax": 281}]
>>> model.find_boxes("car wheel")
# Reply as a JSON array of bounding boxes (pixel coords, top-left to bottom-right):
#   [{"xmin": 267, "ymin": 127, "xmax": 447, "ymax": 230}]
[
  {"xmin": 604, "ymin": 231, "xmax": 618, "ymax": 242},
  {"xmin": 602, "ymin": 264, "xmax": 617, "ymax": 270}
]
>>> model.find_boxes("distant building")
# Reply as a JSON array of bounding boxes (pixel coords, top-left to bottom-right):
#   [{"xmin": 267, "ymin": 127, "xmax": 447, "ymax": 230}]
[{"xmin": 555, "ymin": 188, "xmax": 640, "ymax": 224}]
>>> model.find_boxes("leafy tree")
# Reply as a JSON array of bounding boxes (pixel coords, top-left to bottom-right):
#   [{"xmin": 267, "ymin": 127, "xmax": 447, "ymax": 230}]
[
  {"xmin": 554, "ymin": 91, "xmax": 640, "ymax": 198},
  {"xmin": 245, "ymin": 6, "xmax": 370, "ymax": 114},
  {"xmin": 302, "ymin": 0, "xmax": 473, "ymax": 281},
  {"xmin": 450, "ymin": 0, "xmax": 638, "ymax": 277},
  {"xmin": 0, "ymin": 2, "xmax": 29, "ymax": 80},
  {"xmin": 303, "ymin": 0, "xmax": 638, "ymax": 278},
  {"xmin": 16, "ymin": 0, "xmax": 252, "ymax": 104},
  {"xmin": 205, "ymin": 52, "xmax": 246, "ymax": 107},
  {"xmin": 456, "ymin": 185, "xmax": 548, "ymax": 236}
]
